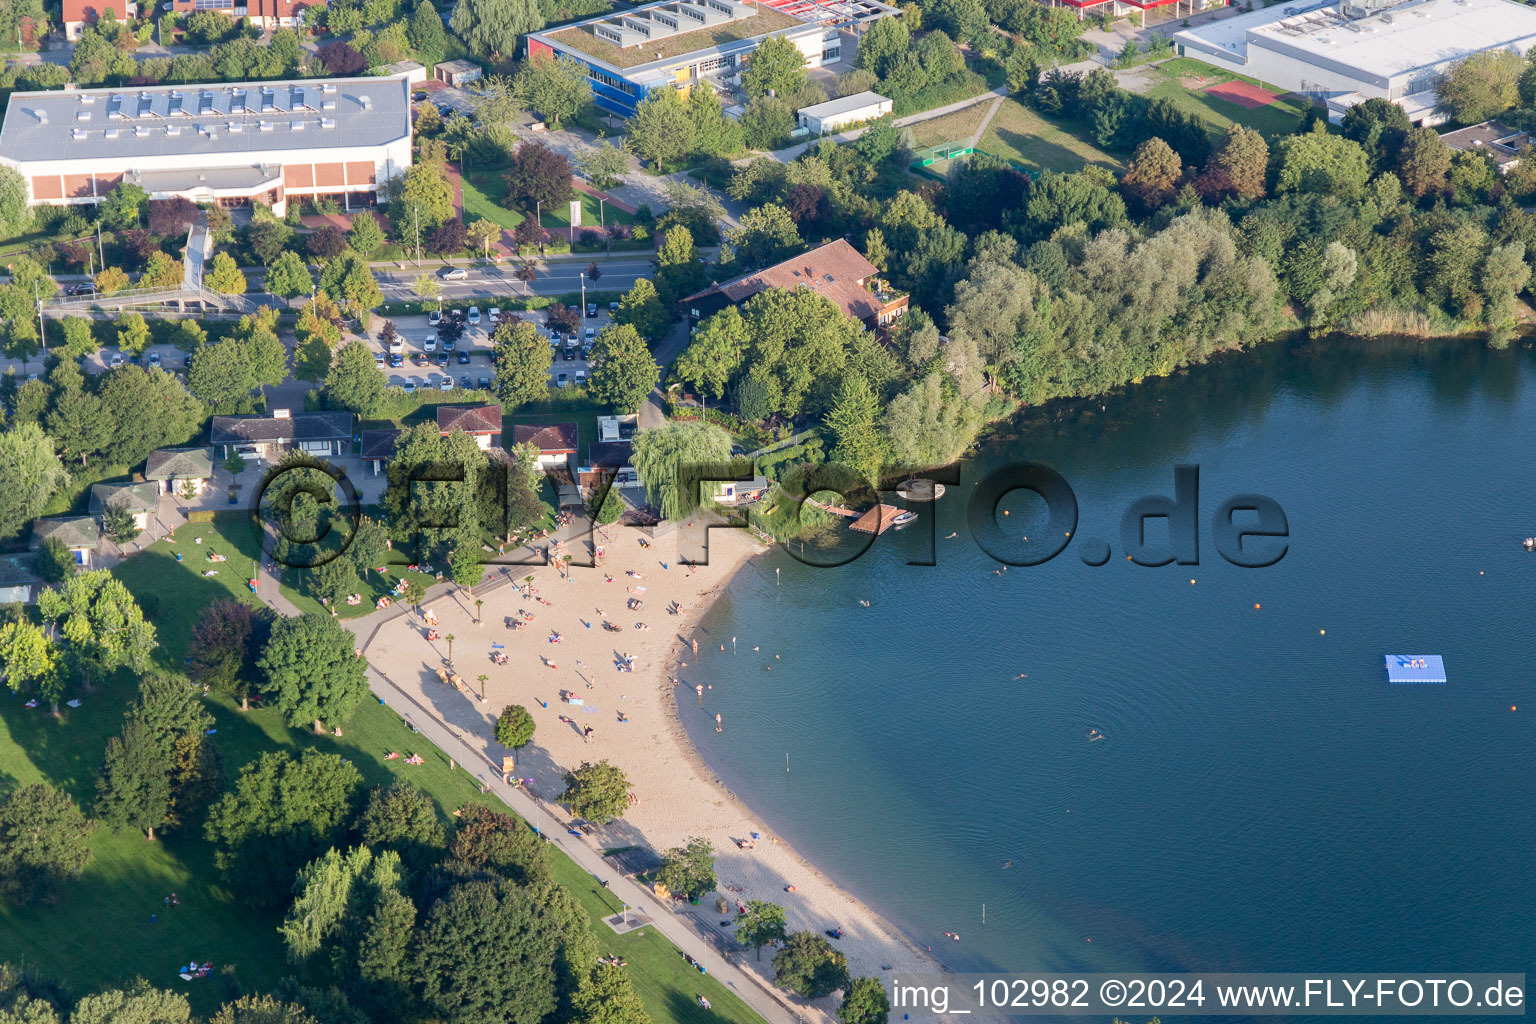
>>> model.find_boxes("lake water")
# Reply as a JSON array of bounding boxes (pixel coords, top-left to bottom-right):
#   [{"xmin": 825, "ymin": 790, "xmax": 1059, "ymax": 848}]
[{"xmin": 679, "ymin": 337, "xmax": 1535, "ymax": 994}]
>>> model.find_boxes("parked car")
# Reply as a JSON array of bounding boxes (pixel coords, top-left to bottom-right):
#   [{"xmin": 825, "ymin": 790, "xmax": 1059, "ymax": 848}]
[
  {"xmin": 436, "ymin": 351, "xmax": 449, "ymax": 366},
  {"xmin": 457, "ymin": 349, "xmax": 470, "ymax": 364},
  {"xmin": 413, "ymin": 90, "xmax": 428, "ymax": 102},
  {"xmin": 460, "ymin": 375, "xmax": 472, "ymax": 389},
  {"xmin": 375, "ymin": 352, "xmax": 385, "ymax": 366},
  {"xmin": 563, "ymin": 346, "xmax": 577, "ymax": 361},
  {"xmin": 428, "ymin": 309, "xmax": 442, "ymax": 326},
  {"xmin": 66, "ymin": 284, "xmax": 96, "ymax": 297},
  {"xmin": 440, "ymin": 376, "xmax": 454, "ymax": 391},
  {"xmin": 109, "ymin": 353, "xmax": 124, "ymax": 368},
  {"xmin": 423, "ymin": 334, "xmax": 437, "ymax": 352},
  {"xmin": 488, "ymin": 307, "xmax": 501, "ymax": 322},
  {"xmin": 609, "ymin": 300, "xmax": 620, "ymax": 314},
  {"xmin": 581, "ymin": 343, "xmax": 593, "ymax": 359},
  {"xmin": 148, "ymin": 352, "xmax": 161, "ymax": 368},
  {"xmin": 584, "ymin": 327, "xmax": 596, "ymax": 343},
  {"xmin": 413, "ymin": 353, "xmax": 430, "ymax": 367},
  {"xmin": 390, "ymin": 354, "xmax": 404, "ymax": 368},
  {"xmin": 555, "ymin": 372, "xmax": 569, "ymax": 388},
  {"xmin": 586, "ymin": 302, "xmax": 597, "ymax": 318},
  {"xmin": 574, "ymin": 369, "xmax": 587, "ymax": 386},
  {"xmin": 467, "ymin": 306, "xmax": 481, "ymax": 325},
  {"xmin": 403, "ymin": 379, "xmax": 418, "ymax": 394},
  {"xmin": 478, "ymin": 375, "xmax": 491, "ymax": 390},
  {"xmin": 439, "ymin": 267, "xmax": 468, "ymax": 280}
]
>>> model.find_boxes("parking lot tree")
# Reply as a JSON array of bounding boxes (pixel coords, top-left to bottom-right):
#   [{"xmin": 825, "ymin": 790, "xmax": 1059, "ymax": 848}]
[
  {"xmin": 307, "ymin": 225, "xmax": 349, "ymax": 263},
  {"xmin": 206, "ymin": 252, "xmax": 248, "ymax": 294},
  {"xmin": 576, "ymin": 140, "xmax": 630, "ymax": 191},
  {"xmin": 560, "ymin": 760, "xmax": 630, "ymax": 823},
  {"xmin": 613, "ymin": 278, "xmax": 668, "ymax": 343},
  {"xmin": 319, "ymin": 251, "xmax": 383, "ymax": 319},
  {"xmin": 94, "ymin": 266, "xmax": 130, "ymax": 295},
  {"xmin": 544, "ymin": 302, "xmax": 580, "ymax": 335},
  {"xmin": 325, "ymin": 340, "xmax": 386, "ymax": 416},
  {"xmin": 347, "ymin": 212, "xmax": 386, "ymax": 258},
  {"xmin": 513, "ymin": 54, "xmax": 592, "ymax": 130},
  {"xmin": 587, "ymin": 323, "xmax": 660, "ymax": 412},
  {"xmin": 491, "ymin": 319, "xmax": 554, "ymax": 410},
  {"xmin": 115, "ymin": 311, "xmax": 152, "ymax": 354},
  {"xmin": 451, "ymin": 0, "xmax": 540, "ymax": 59},
  {"xmin": 0, "ymin": 784, "xmax": 97, "ymax": 904},
  {"xmin": 267, "ymin": 249, "xmax": 315, "ymax": 300}
]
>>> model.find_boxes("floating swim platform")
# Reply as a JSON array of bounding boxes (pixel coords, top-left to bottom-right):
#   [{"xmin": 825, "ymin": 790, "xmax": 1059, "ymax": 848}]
[{"xmin": 1385, "ymin": 655, "xmax": 1446, "ymax": 684}]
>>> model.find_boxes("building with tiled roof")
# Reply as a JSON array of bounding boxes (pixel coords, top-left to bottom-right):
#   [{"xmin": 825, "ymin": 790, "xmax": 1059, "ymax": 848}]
[
  {"xmin": 682, "ymin": 238, "xmax": 907, "ymax": 332},
  {"xmin": 31, "ymin": 517, "xmax": 100, "ymax": 567},
  {"xmin": 210, "ymin": 411, "xmax": 352, "ymax": 459},
  {"xmin": 438, "ymin": 404, "xmax": 503, "ymax": 449},
  {"xmin": 511, "ymin": 422, "xmax": 579, "ymax": 473},
  {"xmin": 62, "ymin": 0, "xmax": 136, "ymax": 40},
  {"xmin": 144, "ymin": 447, "xmax": 214, "ymax": 494},
  {"xmin": 89, "ymin": 480, "xmax": 160, "ymax": 531}
]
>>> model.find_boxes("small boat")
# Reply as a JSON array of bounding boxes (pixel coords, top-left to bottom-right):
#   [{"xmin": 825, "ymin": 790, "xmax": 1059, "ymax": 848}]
[
  {"xmin": 891, "ymin": 510, "xmax": 918, "ymax": 527},
  {"xmin": 896, "ymin": 478, "xmax": 946, "ymax": 502}
]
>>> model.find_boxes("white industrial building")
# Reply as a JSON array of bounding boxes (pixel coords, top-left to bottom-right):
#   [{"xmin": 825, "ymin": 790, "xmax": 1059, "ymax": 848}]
[
  {"xmin": 0, "ymin": 76, "xmax": 412, "ymax": 217},
  {"xmin": 1174, "ymin": 0, "xmax": 1536, "ymax": 124},
  {"xmin": 797, "ymin": 90, "xmax": 892, "ymax": 133}
]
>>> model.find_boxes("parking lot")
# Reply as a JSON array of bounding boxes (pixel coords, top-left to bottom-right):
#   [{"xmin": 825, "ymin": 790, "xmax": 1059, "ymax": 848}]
[{"xmin": 367, "ymin": 302, "xmax": 615, "ymax": 396}]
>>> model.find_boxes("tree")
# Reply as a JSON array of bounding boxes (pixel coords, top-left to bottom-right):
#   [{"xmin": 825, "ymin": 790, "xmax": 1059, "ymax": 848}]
[
  {"xmin": 491, "ymin": 319, "xmax": 554, "ymax": 410},
  {"xmin": 450, "ymin": 545, "xmax": 482, "ymax": 592},
  {"xmin": 148, "ymin": 196, "xmax": 199, "ymax": 238},
  {"xmin": 141, "ymin": 252, "xmax": 185, "ymax": 290},
  {"xmin": 390, "ymin": 162, "xmax": 456, "ymax": 231},
  {"xmin": 407, "ymin": 0, "xmax": 447, "ymax": 61},
  {"xmin": 741, "ymin": 35, "xmax": 807, "ymax": 98},
  {"xmin": 773, "ymin": 931, "xmax": 850, "ymax": 999},
  {"xmin": 576, "ymin": 140, "xmax": 630, "ymax": 191},
  {"xmin": 35, "ymin": 537, "xmax": 77, "ymax": 584},
  {"xmin": 840, "ymin": 977, "xmax": 891, "ymax": 1024},
  {"xmin": 1341, "ymin": 97, "xmax": 1412, "ymax": 169},
  {"xmin": 1438, "ymin": 48, "xmax": 1522, "ymax": 123},
  {"xmin": 466, "ymin": 218, "xmax": 501, "ymax": 260},
  {"xmin": 429, "ymin": 219, "xmax": 468, "ymax": 256},
  {"xmin": 100, "ymin": 182, "xmax": 148, "ymax": 231},
  {"xmin": 188, "ymin": 337, "xmax": 271, "ymax": 411},
  {"xmin": 855, "ymin": 15, "xmax": 908, "ymax": 76},
  {"xmin": 626, "ymin": 88, "xmax": 695, "ymax": 167},
  {"xmin": 101, "ymin": 504, "xmax": 141, "ymax": 545},
  {"xmin": 94, "ymin": 266, "xmax": 131, "ymax": 295},
  {"xmin": 506, "ymin": 141, "xmax": 573, "ymax": 215},
  {"xmin": 723, "ymin": 203, "xmax": 802, "ymax": 271},
  {"xmin": 46, "ymin": 384, "xmax": 112, "ymax": 468},
  {"xmin": 115, "ymin": 311, "xmax": 152, "ymax": 355},
  {"xmin": 655, "ymin": 836, "xmax": 715, "ymax": 900},
  {"xmin": 345, "ymin": 215, "xmax": 386, "ymax": 260},
  {"xmin": 586, "ymin": 323, "xmax": 660, "ymax": 412},
  {"xmin": 1194, "ymin": 124, "xmax": 1268, "ymax": 202},
  {"xmin": 204, "ymin": 750, "xmax": 363, "ymax": 906},
  {"xmin": 206, "ymin": 251, "xmax": 248, "ymax": 294},
  {"xmin": 0, "ymin": 784, "xmax": 96, "ymax": 904},
  {"xmin": 308, "ymin": 226, "xmax": 349, "ymax": 263},
  {"xmin": 96, "ymin": 366, "xmax": 204, "ymax": 467},
  {"xmin": 827, "ymin": 374, "xmax": 886, "ymax": 479},
  {"xmin": 318, "ymin": 251, "xmax": 383, "ymax": 317},
  {"xmin": 413, "ymin": 879, "xmax": 562, "ymax": 1024},
  {"xmin": 209, "ymin": 995, "xmax": 319, "ymax": 1024},
  {"xmin": 1397, "ymin": 126, "xmax": 1452, "ymax": 199},
  {"xmin": 513, "ymin": 55, "xmax": 592, "ymax": 130},
  {"xmin": 358, "ymin": 781, "xmax": 448, "ymax": 869},
  {"xmin": 267, "ymin": 250, "xmax": 315, "ymax": 300},
  {"xmin": 737, "ymin": 900, "xmax": 788, "ymax": 960},
  {"xmin": 318, "ymin": 40, "xmax": 366, "ymax": 75},
  {"xmin": 450, "ymin": 0, "xmax": 538, "ymax": 58},
  {"xmin": 613, "ymin": 278, "xmax": 668, "ymax": 342},
  {"xmin": 38, "ymin": 569, "xmax": 157, "ymax": 687},
  {"xmin": 188, "ymin": 599, "xmax": 268, "ymax": 710},
  {"xmin": 1481, "ymin": 240, "xmax": 1530, "ymax": 348},
  {"xmin": 1120, "ymin": 136, "xmax": 1182, "ymax": 211},
  {"xmin": 280, "ymin": 845, "xmax": 408, "ymax": 977},
  {"xmin": 571, "ymin": 963, "xmax": 652, "ymax": 1024},
  {"xmin": 0, "ymin": 620, "xmax": 57, "ymax": 699},
  {"xmin": 326, "ymin": 340, "xmax": 387, "ymax": 416},
  {"xmin": 0, "ymin": 166, "xmax": 31, "ymax": 239},
  {"xmin": 631, "ymin": 420, "xmax": 732, "ymax": 520},
  {"xmin": 1273, "ymin": 130, "xmax": 1370, "ymax": 198},
  {"xmin": 451, "ymin": 804, "xmax": 550, "ymax": 885},
  {"xmin": 94, "ymin": 718, "xmax": 173, "ymax": 840},
  {"xmin": 495, "ymin": 704, "xmax": 536, "ymax": 749},
  {"xmin": 0, "ymin": 422, "xmax": 64, "ymax": 541},
  {"xmin": 589, "ymin": 487, "xmax": 623, "ymax": 527},
  {"xmin": 259, "ymin": 613, "xmax": 370, "ymax": 733},
  {"xmin": 560, "ymin": 760, "xmax": 630, "ymax": 823}
]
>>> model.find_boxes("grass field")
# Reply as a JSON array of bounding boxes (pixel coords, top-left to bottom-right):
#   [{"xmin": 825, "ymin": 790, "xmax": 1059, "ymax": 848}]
[
  {"xmin": 1144, "ymin": 58, "xmax": 1311, "ymax": 140},
  {"xmin": 977, "ymin": 97, "xmax": 1124, "ymax": 175},
  {"xmin": 906, "ymin": 101, "xmax": 995, "ymax": 151},
  {"xmin": 462, "ymin": 171, "xmax": 638, "ymax": 234},
  {"xmin": 0, "ymin": 524, "xmax": 762, "ymax": 1024}
]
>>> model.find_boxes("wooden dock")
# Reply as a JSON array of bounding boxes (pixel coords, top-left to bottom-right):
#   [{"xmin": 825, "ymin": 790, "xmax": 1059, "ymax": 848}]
[
  {"xmin": 806, "ymin": 498, "xmax": 858, "ymax": 517},
  {"xmin": 849, "ymin": 504, "xmax": 910, "ymax": 535}
]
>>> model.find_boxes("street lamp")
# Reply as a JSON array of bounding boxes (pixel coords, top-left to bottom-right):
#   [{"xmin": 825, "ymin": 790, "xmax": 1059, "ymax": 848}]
[{"xmin": 579, "ymin": 271, "xmax": 586, "ymax": 319}]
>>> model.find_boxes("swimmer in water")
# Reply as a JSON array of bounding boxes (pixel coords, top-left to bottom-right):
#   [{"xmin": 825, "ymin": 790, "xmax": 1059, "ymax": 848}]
[
  {"xmin": 1003, "ymin": 860, "xmax": 1012, "ymax": 868},
  {"xmin": 945, "ymin": 532, "xmax": 958, "ymax": 539},
  {"xmin": 1014, "ymin": 673, "xmax": 1029, "ymax": 680}
]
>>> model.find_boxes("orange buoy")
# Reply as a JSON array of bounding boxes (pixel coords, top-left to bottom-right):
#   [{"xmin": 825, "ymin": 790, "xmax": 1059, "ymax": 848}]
[
  {"xmin": 1190, "ymin": 579, "xmax": 1196, "ymax": 585},
  {"xmin": 1512, "ymin": 706, "xmax": 1518, "ymax": 712},
  {"xmin": 1254, "ymin": 603, "xmax": 1261, "ymax": 610},
  {"xmin": 1319, "ymin": 629, "xmax": 1326, "ymax": 635}
]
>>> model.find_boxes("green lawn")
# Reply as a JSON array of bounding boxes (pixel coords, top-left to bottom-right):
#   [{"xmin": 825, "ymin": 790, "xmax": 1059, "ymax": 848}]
[
  {"xmin": 0, "ymin": 520, "xmax": 763, "ymax": 1024},
  {"xmin": 462, "ymin": 169, "xmax": 637, "ymax": 233},
  {"xmin": 1143, "ymin": 59, "xmax": 1311, "ymax": 140},
  {"xmin": 977, "ymin": 96, "xmax": 1124, "ymax": 175}
]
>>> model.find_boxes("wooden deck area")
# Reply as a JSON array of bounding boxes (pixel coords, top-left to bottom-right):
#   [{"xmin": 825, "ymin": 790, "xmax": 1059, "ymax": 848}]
[
  {"xmin": 849, "ymin": 504, "xmax": 909, "ymax": 535},
  {"xmin": 806, "ymin": 498, "xmax": 858, "ymax": 517}
]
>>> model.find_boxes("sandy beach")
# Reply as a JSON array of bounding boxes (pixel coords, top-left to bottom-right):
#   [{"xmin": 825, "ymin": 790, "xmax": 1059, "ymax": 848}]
[{"xmin": 360, "ymin": 524, "xmax": 948, "ymax": 1019}]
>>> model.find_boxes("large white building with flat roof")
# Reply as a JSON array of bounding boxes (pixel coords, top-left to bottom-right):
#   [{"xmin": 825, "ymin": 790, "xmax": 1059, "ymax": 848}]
[
  {"xmin": 0, "ymin": 76, "xmax": 412, "ymax": 217},
  {"xmin": 1174, "ymin": 0, "xmax": 1536, "ymax": 124}
]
